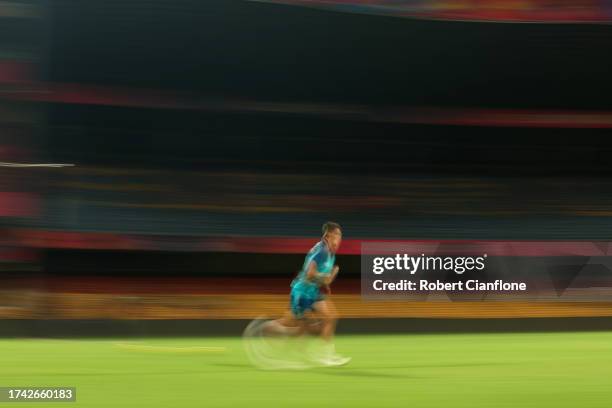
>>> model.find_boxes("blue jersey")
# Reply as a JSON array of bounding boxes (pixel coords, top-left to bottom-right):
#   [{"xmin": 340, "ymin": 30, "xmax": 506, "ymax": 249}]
[{"xmin": 291, "ymin": 240, "xmax": 335, "ymax": 298}]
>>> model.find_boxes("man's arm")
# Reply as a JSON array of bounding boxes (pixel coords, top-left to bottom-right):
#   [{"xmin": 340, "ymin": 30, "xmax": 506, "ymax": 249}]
[
  {"xmin": 306, "ymin": 262, "xmax": 339, "ymax": 286},
  {"xmin": 321, "ymin": 266, "xmax": 340, "ymax": 295}
]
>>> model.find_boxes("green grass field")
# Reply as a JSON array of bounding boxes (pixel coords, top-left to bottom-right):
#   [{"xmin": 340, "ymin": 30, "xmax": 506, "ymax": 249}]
[{"xmin": 1, "ymin": 332, "xmax": 612, "ymax": 407}]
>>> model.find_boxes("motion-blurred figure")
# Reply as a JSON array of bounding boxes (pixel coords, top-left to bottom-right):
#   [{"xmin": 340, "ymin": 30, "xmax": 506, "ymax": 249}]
[{"xmin": 244, "ymin": 222, "xmax": 350, "ymax": 368}]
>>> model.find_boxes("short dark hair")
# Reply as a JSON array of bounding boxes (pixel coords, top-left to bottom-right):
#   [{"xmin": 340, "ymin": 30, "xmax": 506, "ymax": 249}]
[{"xmin": 322, "ymin": 221, "xmax": 342, "ymax": 235}]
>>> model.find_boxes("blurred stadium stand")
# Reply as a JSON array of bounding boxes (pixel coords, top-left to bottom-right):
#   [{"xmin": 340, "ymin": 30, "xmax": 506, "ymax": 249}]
[{"xmin": 1, "ymin": 0, "xmax": 612, "ymax": 326}]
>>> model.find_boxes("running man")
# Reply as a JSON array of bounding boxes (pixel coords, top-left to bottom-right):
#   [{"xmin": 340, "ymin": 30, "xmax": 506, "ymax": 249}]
[{"xmin": 244, "ymin": 222, "xmax": 350, "ymax": 367}]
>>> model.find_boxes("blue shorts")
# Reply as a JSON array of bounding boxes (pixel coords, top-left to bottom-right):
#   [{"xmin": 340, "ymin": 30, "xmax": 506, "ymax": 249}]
[{"xmin": 290, "ymin": 288, "xmax": 324, "ymax": 319}]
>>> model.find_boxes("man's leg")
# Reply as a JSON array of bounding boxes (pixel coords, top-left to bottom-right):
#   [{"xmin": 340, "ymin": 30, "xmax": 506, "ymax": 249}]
[
  {"xmin": 313, "ymin": 299, "xmax": 338, "ymax": 342},
  {"xmin": 262, "ymin": 290, "xmax": 312, "ymax": 337},
  {"xmin": 243, "ymin": 311, "xmax": 311, "ymax": 370},
  {"xmin": 312, "ymin": 298, "xmax": 350, "ymax": 365},
  {"xmin": 263, "ymin": 310, "xmax": 306, "ymax": 337}
]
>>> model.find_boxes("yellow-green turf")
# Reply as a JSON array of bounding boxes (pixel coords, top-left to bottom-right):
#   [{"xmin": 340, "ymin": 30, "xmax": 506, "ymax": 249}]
[{"xmin": 1, "ymin": 332, "xmax": 612, "ymax": 407}]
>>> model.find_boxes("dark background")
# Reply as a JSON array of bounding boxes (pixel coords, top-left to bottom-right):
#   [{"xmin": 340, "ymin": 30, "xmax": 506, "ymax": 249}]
[{"xmin": 6, "ymin": 0, "xmax": 612, "ymax": 277}]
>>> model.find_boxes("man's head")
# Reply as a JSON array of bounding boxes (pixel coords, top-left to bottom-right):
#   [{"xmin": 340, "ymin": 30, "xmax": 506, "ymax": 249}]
[{"xmin": 322, "ymin": 221, "xmax": 342, "ymax": 253}]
